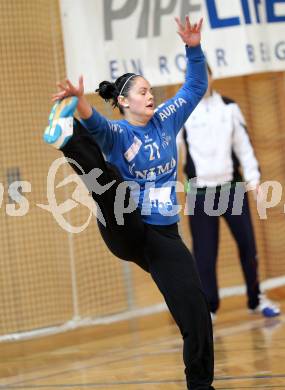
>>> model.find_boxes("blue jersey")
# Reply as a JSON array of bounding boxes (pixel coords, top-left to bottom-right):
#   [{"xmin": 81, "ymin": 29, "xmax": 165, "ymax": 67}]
[{"xmin": 81, "ymin": 45, "xmax": 207, "ymax": 225}]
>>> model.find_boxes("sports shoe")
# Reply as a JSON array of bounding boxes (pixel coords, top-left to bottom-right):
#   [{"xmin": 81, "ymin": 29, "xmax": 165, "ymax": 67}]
[
  {"xmin": 250, "ymin": 294, "xmax": 281, "ymax": 318},
  {"xmin": 43, "ymin": 96, "xmax": 78, "ymax": 149}
]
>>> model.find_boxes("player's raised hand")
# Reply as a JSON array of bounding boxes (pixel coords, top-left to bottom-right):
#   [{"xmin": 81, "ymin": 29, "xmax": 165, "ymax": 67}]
[
  {"xmin": 52, "ymin": 75, "xmax": 84, "ymax": 102},
  {"xmin": 175, "ymin": 16, "xmax": 203, "ymax": 47}
]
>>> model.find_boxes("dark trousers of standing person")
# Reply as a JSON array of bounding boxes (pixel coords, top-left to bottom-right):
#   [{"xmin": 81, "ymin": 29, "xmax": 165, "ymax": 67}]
[
  {"xmin": 188, "ymin": 184, "xmax": 260, "ymax": 314},
  {"xmin": 60, "ymin": 120, "xmax": 215, "ymax": 390}
]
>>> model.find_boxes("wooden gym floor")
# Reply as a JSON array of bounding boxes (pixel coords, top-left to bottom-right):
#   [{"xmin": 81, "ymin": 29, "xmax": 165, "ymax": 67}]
[{"xmin": 0, "ymin": 293, "xmax": 285, "ymax": 389}]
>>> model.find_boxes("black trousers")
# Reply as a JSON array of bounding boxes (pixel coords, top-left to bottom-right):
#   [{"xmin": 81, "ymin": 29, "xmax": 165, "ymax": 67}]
[
  {"xmin": 188, "ymin": 185, "xmax": 260, "ymax": 314},
  {"xmin": 61, "ymin": 120, "xmax": 215, "ymax": 390}
]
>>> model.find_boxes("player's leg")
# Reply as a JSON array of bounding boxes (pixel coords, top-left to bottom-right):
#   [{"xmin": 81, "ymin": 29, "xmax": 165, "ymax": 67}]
[
  {"xmin": 224, "ymin": 188, "xmax": 280, "ymax": 316},
  {"xmin": 43, "ymin": 98, "xmax": 148, "ymax": 271},
  {"xmin": 189, "ymin": 192, "xmax": 220, "ymax": 314},
  {"xmin": 223, "ymin": 188, "xmax": 260, "ymax": 309},
  {"xmin": 144, "ymin": 224, "xmax": 215, "ymax": 389}
]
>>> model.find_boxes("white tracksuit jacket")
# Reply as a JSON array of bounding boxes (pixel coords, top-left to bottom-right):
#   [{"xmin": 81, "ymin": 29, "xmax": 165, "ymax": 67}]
[{"xmin": 180, "ymin": 91, "xmax": 260, "ymax": 188}]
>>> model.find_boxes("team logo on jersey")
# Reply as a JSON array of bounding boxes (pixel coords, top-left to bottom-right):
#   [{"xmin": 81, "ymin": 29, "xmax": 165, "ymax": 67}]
[
  {"xmin": 161, "ymin": 132, "xmax": 171, "ymax": 148},
  {"xmin": 144, "ymin": 134, "xmax": 153, "ymax": 143}
]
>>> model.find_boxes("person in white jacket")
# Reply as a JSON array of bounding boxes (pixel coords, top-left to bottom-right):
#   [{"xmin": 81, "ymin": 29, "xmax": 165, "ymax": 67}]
[{"xmin": 181, "ymin": 64, "xmax": 280, "ymax": 320}]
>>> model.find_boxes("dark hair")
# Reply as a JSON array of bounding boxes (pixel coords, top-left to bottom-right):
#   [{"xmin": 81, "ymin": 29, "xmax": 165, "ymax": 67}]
[{"xmin": 96, "ymin": 73, "xmax": 138, "ymax": 114}]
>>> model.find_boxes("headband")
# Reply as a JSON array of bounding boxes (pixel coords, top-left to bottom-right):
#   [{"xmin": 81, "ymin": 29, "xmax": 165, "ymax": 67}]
[{"xmin": 119, "ymin": 74, "xmax": 137, "ymax": 96}]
